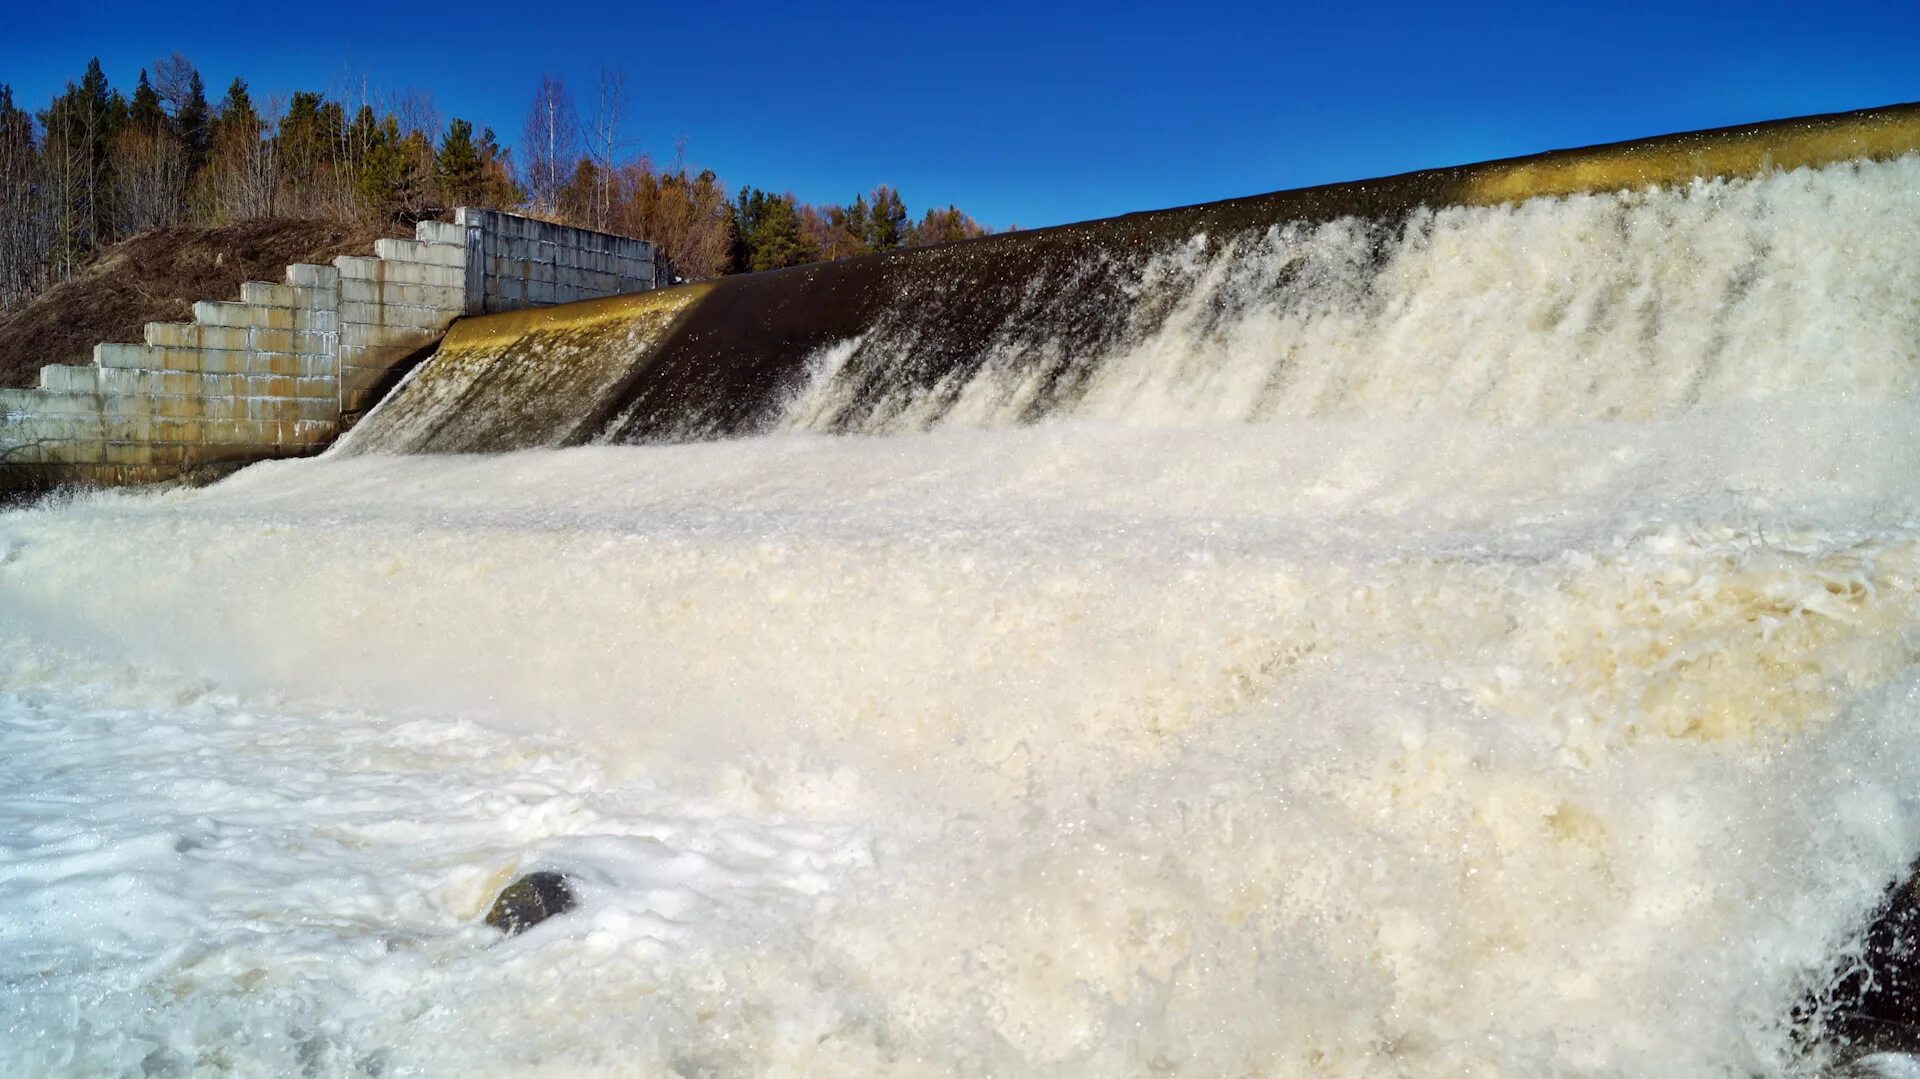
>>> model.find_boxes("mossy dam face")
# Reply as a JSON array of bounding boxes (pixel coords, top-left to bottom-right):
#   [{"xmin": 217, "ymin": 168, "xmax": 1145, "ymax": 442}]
[{"xmin": 6, "ymin": 104, "xmax": 1920, "ymax": 1075}]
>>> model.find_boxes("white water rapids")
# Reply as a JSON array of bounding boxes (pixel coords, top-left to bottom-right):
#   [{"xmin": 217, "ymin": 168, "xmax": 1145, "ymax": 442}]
[{"xmin": 5, "ymin": 157, "xmax": 1920, "ymax": 1076}]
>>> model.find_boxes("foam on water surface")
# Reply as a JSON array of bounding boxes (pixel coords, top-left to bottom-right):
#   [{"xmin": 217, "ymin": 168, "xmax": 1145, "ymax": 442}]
[
  {"xmin": 0, "ymin": 662, "xmax": 870, "ymax": 1076},
  {"xmin": 4, "ymin": 411, "xmax": 1920, "ymax": 1076},
  {"xmin": 6, "ymin": 154, "xmax": 1920, "ymax": 1076}
]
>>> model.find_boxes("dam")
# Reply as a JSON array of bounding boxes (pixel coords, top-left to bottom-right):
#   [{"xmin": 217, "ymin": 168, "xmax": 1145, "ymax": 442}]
[
  {"xmin": 345, "ymin": 102, "xmax": 1920, "ymax": 451},
  {"xmin": 4, "ymin": 104, "xmax": 1920, "ymax": 1076}
]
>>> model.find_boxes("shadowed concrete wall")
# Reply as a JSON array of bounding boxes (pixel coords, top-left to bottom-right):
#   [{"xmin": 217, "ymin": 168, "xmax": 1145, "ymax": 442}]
[
  {"xmin": 0, "ymin": 211, "xmax": 665, "ymax": 497},
  {"xmin": 459, "ymin": 207, "xmax": 669, "ymax": 314},
  {"xmin": 344, "ymin": 101, "xmax": 1920, "ymax": 455}
]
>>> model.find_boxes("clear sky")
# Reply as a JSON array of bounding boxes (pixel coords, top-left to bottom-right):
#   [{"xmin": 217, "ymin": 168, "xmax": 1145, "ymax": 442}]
[{"xmin": 5, "ymin": 0, "xmax": 1917, "ymax": 229}]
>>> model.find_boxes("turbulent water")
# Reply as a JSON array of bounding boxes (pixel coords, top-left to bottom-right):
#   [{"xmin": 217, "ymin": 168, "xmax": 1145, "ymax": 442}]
[
  {"xmin": 5, "ymin": 156, "xmax": 1920, "ymax": 1077},
  {"xmin": 775, "ymin": 159, "xmax": 1920, "ymax": 435}
]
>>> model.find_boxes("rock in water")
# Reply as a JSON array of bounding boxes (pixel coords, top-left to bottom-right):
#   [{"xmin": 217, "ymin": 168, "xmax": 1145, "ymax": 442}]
[
  {"xmin": 1817, "ymin": 868, "xmax": 1920, "ymax": 1060},
  {"xmin": 484, "ymin": 871, "xmax": 576, "ymax": 935}
]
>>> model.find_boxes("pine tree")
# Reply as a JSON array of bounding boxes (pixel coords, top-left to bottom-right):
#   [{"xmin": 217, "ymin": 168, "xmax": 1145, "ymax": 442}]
[
  {"xmin": 357, "ymin": 115, "xmax": 421, "ymax": 216},
  {"xmin": 273, "ymin": 91, "xmax": 340, "ymax": 216},
  {"xmin": 346, "ymin": 104, "xmax": 378, "ymax": 164},
  {"xmin": 277, "ymin": 92, "xmax": 329, "ymax": 173},
  {"xmin": 38, "ymin": 59, "xmax": 124, "ymax": 272},
  {"xmin": 113, "ymin": 68, "xmax": 190, "ymax": 233},
  {"xmin": 473, "ymin": 126, "xmax": 524, "ymax": 209},
  {"xmin": 729, "ymin": 188, "xmax": 764, "ymax": 273},
  {"xmin": 80, "ymin": 59, "xmax": 118, "ymax": 124},
  {"xmin": 827, "ymin": 194, "xmax": 873, "ymax": 258},
  {"xmin": 0, "ymin": 86, "xmax": 30, "ymax": 147},
  {"xmin": 397, "ymin": 128, "xmax": 433, "ymax": 213},
  {"xmin": 864, "ymin": 185, "xmax": 907, "ymax": 251},
  {"xmin": 755, "ymin": 196, "xmax": 813, "ymax": 271},
  {"xmin": 210, "ymin": 78, "xmax": 258, "ymax": 147},
  {"xmin": 205, "ymin": 77, "xmax": 273, "ymax": 219},
  {"xmin": 1, "ymin": 63, "xmax": 1003, "ymax": 302},
  {"xmin": 173, "ymin": 70, "xmax": 210, "ymax": 171},
  {"xmin": 129, "ymin": 71, "xmax": 165, "ymax": 133},
  {"xmin": 731, "ymin": 188, "xmax": 815, "ymax": 273},
  {"xmin": 434, "ymin": 118, "xmax": 483, "ymax": 208}
]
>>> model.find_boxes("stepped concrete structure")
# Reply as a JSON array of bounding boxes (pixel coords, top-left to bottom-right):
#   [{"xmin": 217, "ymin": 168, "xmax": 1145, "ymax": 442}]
[{"xmin": 0, "ymin": 209, "xmax": 667, "ymax": 497}]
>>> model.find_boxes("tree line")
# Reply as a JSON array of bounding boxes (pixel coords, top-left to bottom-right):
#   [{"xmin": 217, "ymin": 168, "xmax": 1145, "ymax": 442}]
[{"xmin": 0, "ymin": 57, "xmax": 1002, "ymax": 311}]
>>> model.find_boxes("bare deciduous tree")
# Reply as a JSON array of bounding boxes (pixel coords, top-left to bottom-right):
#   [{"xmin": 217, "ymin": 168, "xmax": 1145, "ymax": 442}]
[
  {"xmin": 111, "ymin": 125, "xmax": 189, "ymax": 234},
  {"xmin": 613, "ymin": 160, "xmax": 732, "ymax": 281},
  {"xmin": 211, "ymin": 92, "xmax": 282, "ymax": 221},
  {"xmin": 584, "ymin": 66, "xmax": 629, "ymax": 232},
  {"xmin": 0, "ymin": 88, "xmax": 48, "ymax": 308},
  {"xmin": 388, "ymin": 88, "xmax": 439, "ymax": 141},
  {"xmin": 522, "ymin": 74, "xmax": 578, "ymax": 217},
  {"xmin": 151, "ymin": 54, "xmax": 196, "ymax": 112},
  {"xmin": 0, "ymin": 60, "xmax": 1001, "ymax": 319}
]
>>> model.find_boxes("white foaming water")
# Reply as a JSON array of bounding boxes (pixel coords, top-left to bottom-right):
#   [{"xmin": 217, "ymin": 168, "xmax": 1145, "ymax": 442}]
[
  {"xmin": 781, "ymin": 158, "xmax": 1920, "ymax": 433},
  {"xmin": 6, "ymin": 157, "xmax": 1920, "ymax": 1076}
]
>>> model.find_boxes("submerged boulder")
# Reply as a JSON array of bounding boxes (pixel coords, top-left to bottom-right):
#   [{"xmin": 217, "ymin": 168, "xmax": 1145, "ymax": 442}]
[
  {"xmin": 1815, "ymin": 867, "xmax": 1920, "ymax": 1062},
  {"xmin": 484, "ymin": 871, "xmax": 577, "ymax": 936}
]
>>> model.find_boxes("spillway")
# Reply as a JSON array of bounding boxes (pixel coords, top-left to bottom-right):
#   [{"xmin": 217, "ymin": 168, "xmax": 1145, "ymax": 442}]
[
  {"xmin": 6, "ymin": 107, "xmax": 1920, "ymax": 1077},
  {"xmin": 342, "ymin": 102, "xmax": 1920, "ymax": 451}
]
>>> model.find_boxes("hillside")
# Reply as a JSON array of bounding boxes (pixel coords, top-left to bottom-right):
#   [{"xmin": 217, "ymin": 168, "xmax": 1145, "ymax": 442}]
[{"xmin": 0, "ymin": 219, "xmax": 410, "ymax": 389}]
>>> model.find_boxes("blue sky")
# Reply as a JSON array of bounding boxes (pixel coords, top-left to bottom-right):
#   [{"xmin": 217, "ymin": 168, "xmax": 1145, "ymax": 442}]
[{"xmin": 5, "ymin": 0, "xmax": 1917, "ymax": 229}]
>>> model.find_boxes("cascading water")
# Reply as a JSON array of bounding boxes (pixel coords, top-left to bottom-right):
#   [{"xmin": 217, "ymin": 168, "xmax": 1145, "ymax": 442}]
[
  {"xmin": 774, "ymin": 162, "xmax": 1920, "ymax": 433},
  {"xmin": 5, "ymin": 152, "xmax": 1920, "ymax": 1077}
]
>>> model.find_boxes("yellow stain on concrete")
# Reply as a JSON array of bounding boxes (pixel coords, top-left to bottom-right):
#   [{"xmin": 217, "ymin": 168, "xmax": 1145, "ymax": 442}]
[
  {"xmin": 333, "ymin": 283, "xmax": 718, "ymax": 453},
  {"xmin": 435, "ymin": 283, "xmax": 714, "ymax": 357},
  {"xmin": 1458, "ymin": 103, "xmax": 1920, "ymax": 205}
]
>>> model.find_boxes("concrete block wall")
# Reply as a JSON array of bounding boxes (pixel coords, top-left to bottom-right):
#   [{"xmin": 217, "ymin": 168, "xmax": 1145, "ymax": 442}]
[
  {"xmin": 458, "ymin": 207, "xmax": 672, "ymax": 314},
  {"xmin": 1, "ymin": 210, "xmax": 666, "ymax": 494},
  {"xmin": 336, "ymin": 218, "xmax": 472, "ymax": 415}
]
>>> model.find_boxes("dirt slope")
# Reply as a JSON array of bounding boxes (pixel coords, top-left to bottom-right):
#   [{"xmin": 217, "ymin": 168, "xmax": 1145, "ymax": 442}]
[{"xmin": 0, "ymin": 219, "xmax": 410, "ymax": 388}]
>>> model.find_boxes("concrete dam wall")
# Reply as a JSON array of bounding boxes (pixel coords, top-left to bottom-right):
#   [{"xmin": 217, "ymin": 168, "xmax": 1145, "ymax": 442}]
[
  {"xmin": 0, "ymin": 209, "xmax": 667, "ymax": 496},
  {"xmin": 343, "ymin": 101, "xmax": 1920, "ymax": 455}
]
